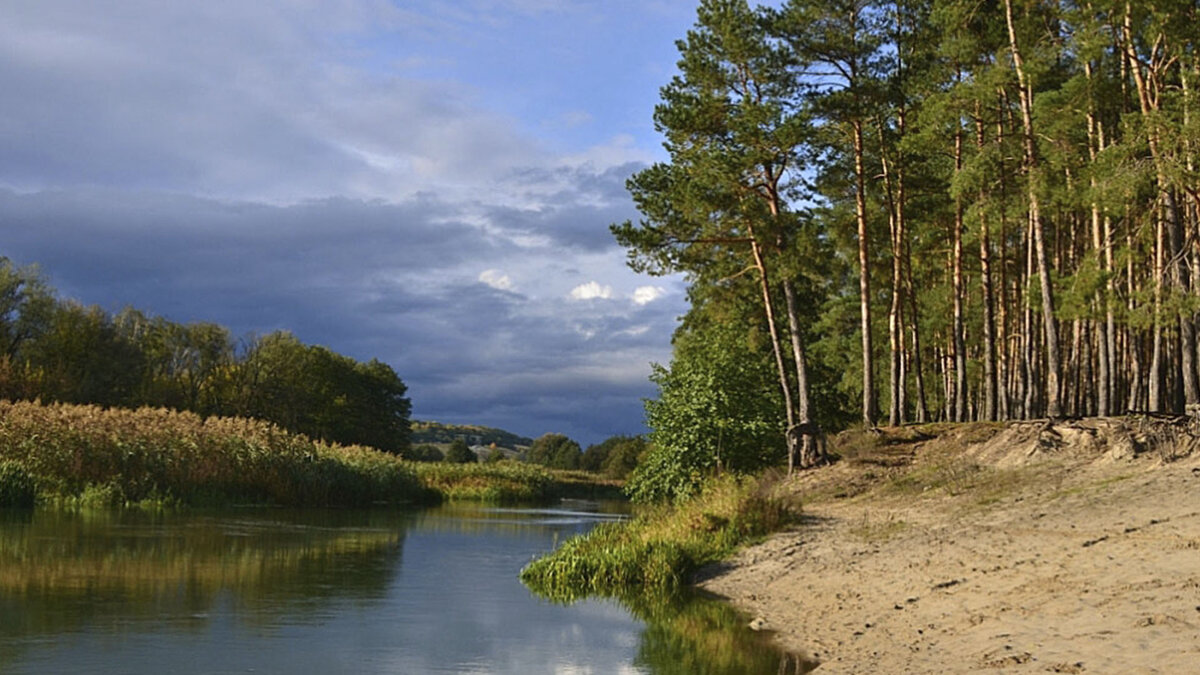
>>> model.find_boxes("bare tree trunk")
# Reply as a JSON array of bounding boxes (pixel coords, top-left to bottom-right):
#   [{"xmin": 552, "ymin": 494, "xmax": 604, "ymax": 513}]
[
  {"xmin": 1006, "ymin": 0, "xmax": 1062, "ymax": 418},
  {"xmin": 973, "ymin": 109, "xmax": 997, "ymax": 421},
  {"xmin": 905, "ymin": 236, "xmax": 929, "ymax": 422},
  {"xmin": 1126, "ymin": 225, "xmax": 1144, "ymax": 411},
  {"xmin": 1151, "ymin": 213, "xmax": 1165, "ymax": 411},
  {"xmin": 747, "ymin": 230, "xmax": 798, "ymax": 468},
  {"xmin": 853, "ymin": 118, "xmax": 876, "ymax": 426},
  {"xmin": 1123, "ymin": 5, "xmax": 1198, "ymax": 408},
  {"xmin": 996, "ymin": 93, "xmax": 1013, "ymax": 420},
  {"xmin": 1022, "ymin": 221, "xmax": 1035, "ymax": 419},
  {"xmin": 783, "ymin": 282, "xmax": 820, "ymax": 467},
  {"xmin": 880, "ymin": 123, "xmax": 902, "ymax": 426},
  {"xmin": 1084, "ymin": 59, "xmax": 1112, "ymax": 416},
  {"xmin": 953, "ymin": 124, "xmax": 968, "ymax": 421}
]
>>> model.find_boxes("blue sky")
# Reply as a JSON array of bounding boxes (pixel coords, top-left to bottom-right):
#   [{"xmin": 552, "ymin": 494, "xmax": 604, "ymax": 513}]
[{"xmin": 0, "ymin": 0, "xmax": 700, "ymax": 446}]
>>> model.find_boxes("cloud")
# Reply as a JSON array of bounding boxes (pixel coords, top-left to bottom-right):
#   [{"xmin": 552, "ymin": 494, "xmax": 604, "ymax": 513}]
[
  {"xmin": 0, "ymin": 0, "xmax": 701, "ymax": 446},
  {"xmin": 570, "ymin": 281, "xmax": 614, "ymax": 301},
  {"xmin": 0, "ymin": 1, "xmax": 550, "ymax": 203},
  {"xmin": 0, "ymin": 184, "xmax": 686, "ymax": 445},
  {"xmin": 631, "ymin": 285, "xmax": 666, "ymax": 305},
  {"xmin": 478, "ymin": 269, "xmax": 514, "ymax": 291}
]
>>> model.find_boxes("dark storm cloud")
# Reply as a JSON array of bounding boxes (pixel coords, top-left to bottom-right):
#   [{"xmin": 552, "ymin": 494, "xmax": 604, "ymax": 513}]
[
  {"xmin": 0, "ymin": 186, "xmax": 682, "ymax": 445},
  {"xmin": 0, "ymin": 1, "xmax": 688, "ymax": 445},
  {"xmin": 0, "ymin": 189, "xmax": 487, "ymax": 308},
  {"xmin": 490, "ymin": 162, "xmax": 643, "ymax": 251}
]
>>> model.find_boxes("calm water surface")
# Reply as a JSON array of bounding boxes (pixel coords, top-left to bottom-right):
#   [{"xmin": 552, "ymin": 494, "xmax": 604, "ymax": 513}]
[{"xmin": 0, "ymin": 502, "xmax": 808, "ymax": 674}]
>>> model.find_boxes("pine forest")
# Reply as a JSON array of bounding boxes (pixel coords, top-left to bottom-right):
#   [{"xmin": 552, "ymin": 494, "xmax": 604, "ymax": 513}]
[{"xmin": 615, "ymin": 0, "xmax": 1200, "ymax": 492}]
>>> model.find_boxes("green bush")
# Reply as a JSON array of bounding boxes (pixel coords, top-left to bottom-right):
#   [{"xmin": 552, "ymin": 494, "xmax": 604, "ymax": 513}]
[{"xmin": 0, "ymin": 460, "xmax": 36, "ymax": 508}]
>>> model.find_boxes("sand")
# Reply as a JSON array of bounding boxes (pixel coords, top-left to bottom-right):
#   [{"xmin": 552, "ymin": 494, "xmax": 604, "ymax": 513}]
[{"xmin": 696, "ymin": 419, "xmax": 1200, "ymax": 674}]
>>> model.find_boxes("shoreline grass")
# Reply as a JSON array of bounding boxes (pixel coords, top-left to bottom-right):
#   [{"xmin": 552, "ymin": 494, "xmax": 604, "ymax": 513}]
[
  {"xmin": 520, "ymin": 475, "xmax": 797, "ymax": 601},
  {"xmin": 0, "ymin": 400, "xmax": 608, "ymax": 509}
]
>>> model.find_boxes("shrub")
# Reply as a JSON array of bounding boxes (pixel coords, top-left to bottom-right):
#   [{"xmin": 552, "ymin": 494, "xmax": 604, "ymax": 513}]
[
  {"xmin": 0, "ymin": 460, "xmax": 36, "ymax": 507},
  {"xmin": 443, "ymin": 438, "xmax": 477, "ymax": 464}
]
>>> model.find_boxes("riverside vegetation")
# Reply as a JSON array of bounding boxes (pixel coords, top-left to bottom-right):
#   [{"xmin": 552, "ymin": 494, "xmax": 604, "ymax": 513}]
[
  {"xmin": 522, "ymin": 0, "xmax": 1200, "ymax": 609},
  {"xmin": 0, "ymin": 400, "xmax": 581, "ymax": 509},
  {"xmin": 520, "ymin": 474, "xmax": 797, "ymax": 600}
]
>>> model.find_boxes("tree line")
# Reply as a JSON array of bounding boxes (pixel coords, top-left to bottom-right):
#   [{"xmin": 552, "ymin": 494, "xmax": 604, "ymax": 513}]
[
  {"xmin": 617, "ymin": 0, "xmax": 1200, "ymax": 496},
  {"xmin": 0, "ymin": 258, "xmax": 412, "ymax": 454}
]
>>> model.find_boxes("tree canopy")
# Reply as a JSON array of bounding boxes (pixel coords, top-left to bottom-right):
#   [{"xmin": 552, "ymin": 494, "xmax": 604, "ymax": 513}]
[
  {"xmin": 619, "ymin": 0, "xmax": 1200, "ymax": 498},
  {"xmin": 525, "ymin": 433, "xmax": 583, "ymax": 470},
  {"xmin": 0, "ymin": 258, "xmax": 412, "ymax": 455},
  {"xmin": 443, "ymin": 438, "xmax": 478, "ymax": 464}
]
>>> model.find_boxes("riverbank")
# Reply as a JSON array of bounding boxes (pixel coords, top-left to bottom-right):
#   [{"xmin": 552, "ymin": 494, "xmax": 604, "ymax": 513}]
[
  {"xmin": 520, "ymin": 474, "xmax": 797, "ymax": 600},
  {"xmin": 0, "ymin": 400, "xmax": 600, "ymax": 508},
  {"xmin": 697, "ymin": 418, "xmax": 1200, "ymax": 673}
]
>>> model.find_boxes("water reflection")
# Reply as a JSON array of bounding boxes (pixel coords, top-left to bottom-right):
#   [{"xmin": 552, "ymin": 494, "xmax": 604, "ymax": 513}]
[
  {"xmin": 0, "ymin": 504, "xmax": 811, "ymax": 674},
  {"xmin": 0, "ymin": 508, "xmax": 405, "ymax": 633},
  {"xmin": 627, "ymin": 592, "xmax": 818, "ymax": 675}
]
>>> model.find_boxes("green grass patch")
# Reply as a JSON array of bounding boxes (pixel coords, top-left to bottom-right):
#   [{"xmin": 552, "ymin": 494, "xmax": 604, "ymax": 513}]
[{"xmin": 520, "ymin": 475, "xmax": 798, "ymax": 601}]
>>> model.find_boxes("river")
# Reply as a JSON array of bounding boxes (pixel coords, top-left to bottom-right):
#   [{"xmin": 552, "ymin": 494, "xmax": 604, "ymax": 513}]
[{"xmin": 0, "ymin": 502, "xmax": 808, "ymax": 674}]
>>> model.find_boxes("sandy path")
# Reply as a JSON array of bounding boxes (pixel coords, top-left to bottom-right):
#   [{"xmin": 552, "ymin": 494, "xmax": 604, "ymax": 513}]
[{"xmin": 698, "ymin": 425, "xmax": 1200, "ymax": 673}]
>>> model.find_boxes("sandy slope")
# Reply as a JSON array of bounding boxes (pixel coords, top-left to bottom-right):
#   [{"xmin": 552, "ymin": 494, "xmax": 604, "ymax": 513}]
[{"xmin": 697, "ymin": 419, "xmax": 1200, "ymax": 674}]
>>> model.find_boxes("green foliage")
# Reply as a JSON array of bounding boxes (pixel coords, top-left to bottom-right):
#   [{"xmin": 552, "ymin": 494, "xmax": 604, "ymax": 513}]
[
  {"xmin": 602, "ymin": 440, "xmax": 645, "ymax": 480},
  {"xmin": 443, "ymin": 438, "xmax": 477, "ymax": 464},
  {"xmin": 525, "ymin": 433, "xmax": 582, "ymax": 470},
  {"xmin": 0, "ymin": 258, "xmax": 413, "ymax": 457},
  {"xmin": 581, "ymin": 435, "xmax": 646, "ymax": 479},
  {"xmin": 413, "ymin": 460, "xmax": 554, "ymax": 503},
  {"xmin": 627, "ymin": 323, "xmax": 786, "ymax": 503},
  {"xmin": 0, "ymin": 460, "xmax": 36, "ymax": 508},
  {"xmin": 410, "ymin": 420, "xmax": 532, "ymax": 450},
  {"xmin": 406, "ymin": 444, "xmax": 445, "ymax": 462},
  {"xmin": 521, "ymin": 475, "xmax": 795, "ymax": 600},
  {"xmin": 236, "ymin": 333, "xmax": 412, "ymax": 455}
]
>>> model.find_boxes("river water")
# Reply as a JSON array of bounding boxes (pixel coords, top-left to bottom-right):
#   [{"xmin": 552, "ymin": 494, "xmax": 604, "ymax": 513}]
[{"xmin": 0, "ymin": 502, "xmax": 808, "ymax": 674}]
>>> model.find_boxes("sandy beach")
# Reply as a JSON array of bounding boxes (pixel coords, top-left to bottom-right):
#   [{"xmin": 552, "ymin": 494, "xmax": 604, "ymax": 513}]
[{"xmin": 697, "ymin": 419, "xmax": 1200, "ymax": 673}]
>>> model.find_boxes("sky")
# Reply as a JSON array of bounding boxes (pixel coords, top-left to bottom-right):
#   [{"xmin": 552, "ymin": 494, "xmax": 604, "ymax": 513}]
[{"xmin": 0, "ymin": 0, "xmax": 701, "ymax": 447}]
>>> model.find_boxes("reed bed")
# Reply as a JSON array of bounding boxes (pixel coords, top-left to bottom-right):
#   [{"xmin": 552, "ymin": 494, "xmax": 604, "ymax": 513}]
[
  {"xmin": 0, "ymin": 400, "xmax": 433, "ymax": 508},
  {"xmin": 0, "ymin": 401, "xmax": 585, "ymax": 508},
  {"xmin": 413, "ymin": 460, "xmax": 555, "ymax": 503},
  {"xmin": 520, "ymin": 475, "xmax": 796, "ymax": 601}
]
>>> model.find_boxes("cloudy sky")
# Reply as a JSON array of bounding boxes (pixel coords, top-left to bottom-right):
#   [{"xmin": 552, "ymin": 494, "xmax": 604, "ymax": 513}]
[{"xmin": 0, "ymin": 0, "xmax": 698, "ymax": 446}]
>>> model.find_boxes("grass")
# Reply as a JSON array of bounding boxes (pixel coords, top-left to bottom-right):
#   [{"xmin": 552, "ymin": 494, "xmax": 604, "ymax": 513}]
[
  {"xmin": 0, "ymin": 400, "xmax": 434, "ymax": 508},
  {"xmin": 414, "ymin": 460, "xmax": 555, "ymax": 503},
  {"xmin": 520, "ymin": 475, "xmax": 798, "ymax": 601},
  {"xmin": 0, "ymin": 400, "xmax": 597, "ymax": 509},
  {"xmin": 847, "ymin": 511, "xmax": 908, "ymax": 542}
]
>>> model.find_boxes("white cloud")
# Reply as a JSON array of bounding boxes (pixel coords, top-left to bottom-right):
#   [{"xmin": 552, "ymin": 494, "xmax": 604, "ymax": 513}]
[
  {"xmin": 631, "ymin": 285, "xmax": 666, "ymax": 305},
  {"xmin": 569, "ymin": 281, "xmax": 613, "ymax": 300},
  {"xmin": 479, "ymin": 269, "xmax": 514, "ymax": 291}
]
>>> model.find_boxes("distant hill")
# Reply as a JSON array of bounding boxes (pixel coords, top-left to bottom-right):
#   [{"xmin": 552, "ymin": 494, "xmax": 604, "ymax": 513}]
[{"xmin": 410, "ymin": 421, "xmax": 534, "ymax": 450}]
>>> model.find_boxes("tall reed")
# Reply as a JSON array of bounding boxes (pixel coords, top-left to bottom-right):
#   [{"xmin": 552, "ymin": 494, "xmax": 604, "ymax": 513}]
[
  {"xmin": 520, "ymin": 475, "xmax": 796, "ymax": 601},
  {"xmin": 0, "ymin": 400, "xmax": 431, "ymax": 507}
]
